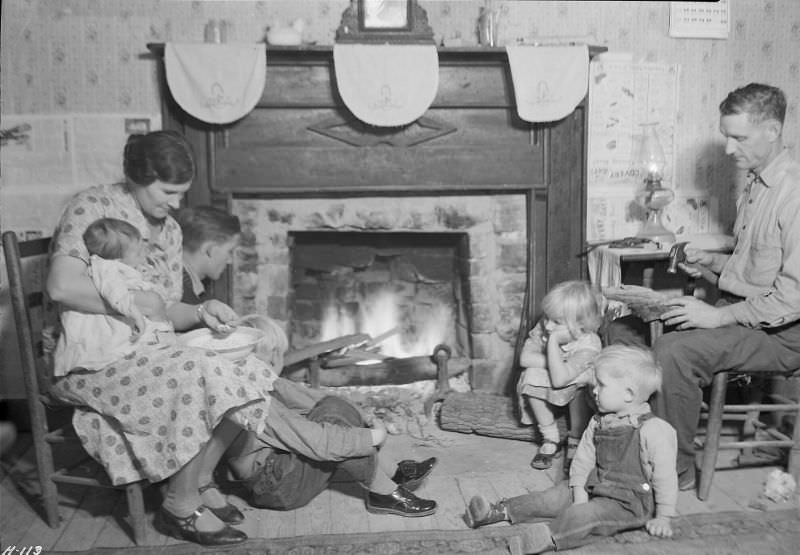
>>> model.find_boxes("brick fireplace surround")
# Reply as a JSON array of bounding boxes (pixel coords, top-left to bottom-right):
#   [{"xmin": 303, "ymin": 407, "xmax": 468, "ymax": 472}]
[
  {"xmin": 151, "ymin": 44, "xmax": 601, "ymax": 393},
  {"xmin": 232, "ymin": 192, "xmax": 527, "ymax": 391}
]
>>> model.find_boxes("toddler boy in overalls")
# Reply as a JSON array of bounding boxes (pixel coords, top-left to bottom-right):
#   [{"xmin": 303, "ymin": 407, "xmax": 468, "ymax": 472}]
[{"xmin": 465, "ymin": 345, "xmax": 678, "ymax": 553}]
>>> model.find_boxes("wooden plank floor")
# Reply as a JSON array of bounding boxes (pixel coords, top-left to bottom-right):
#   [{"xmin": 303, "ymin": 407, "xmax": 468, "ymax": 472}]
[{"xmin": 1, "ymin": 426, "xmax": 796, "ymax": 552}]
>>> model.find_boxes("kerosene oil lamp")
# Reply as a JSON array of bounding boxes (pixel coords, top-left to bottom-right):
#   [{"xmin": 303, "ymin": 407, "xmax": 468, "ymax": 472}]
[{"xmin": 635, "ymin": 122, "xmax": 675, "ymax": 245}]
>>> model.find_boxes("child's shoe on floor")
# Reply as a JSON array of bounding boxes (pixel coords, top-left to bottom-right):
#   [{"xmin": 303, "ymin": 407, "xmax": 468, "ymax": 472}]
[
  {"xmin": 465, "ymin": 495, "xmax": 509, "ymax": 528},
  {"xmin": 530, "ymin": 439, "xmax": 563, "ymax": 470}
]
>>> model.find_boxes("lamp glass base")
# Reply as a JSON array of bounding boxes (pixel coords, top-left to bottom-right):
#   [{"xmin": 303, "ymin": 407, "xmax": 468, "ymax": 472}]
[{"xmin": 637, "ymin": 209, "xmax": 675, "ymax": 246}]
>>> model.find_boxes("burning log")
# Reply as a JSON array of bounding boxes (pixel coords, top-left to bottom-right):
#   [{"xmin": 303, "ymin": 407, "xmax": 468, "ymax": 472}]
[
  {"xmin": 361, "ymin": 326, "xmax": 401, "ymax": 349},
  {"xmin": 322, "ymin": 349, "xmax": 391, "ymax": 368},
  {"xmin": 284, "ymin": 355, "xmax": 470, "ymax": 387},
  {"xmin": 283, "ymin": 333, "xmax": 371, "ymax": 367}
]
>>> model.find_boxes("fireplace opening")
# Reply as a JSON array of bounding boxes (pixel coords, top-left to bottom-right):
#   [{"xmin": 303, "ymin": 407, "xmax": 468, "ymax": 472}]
[
  {"xmin": 288, "ymin": 230, "xmax": 471, "ymax": 362},
  {"xmin": 233, "ymin": 193, "xmax": 528, "ymax": 396}
]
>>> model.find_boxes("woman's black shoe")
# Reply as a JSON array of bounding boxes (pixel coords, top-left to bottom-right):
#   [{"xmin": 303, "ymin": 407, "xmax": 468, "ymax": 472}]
[
  {"xmin": 392, "ymin": 457, "xmax": 437, "ymax": 490},
  {"xmin": 206, "ymin": 502, "xmax": 245, "ymax": 525},
  {"xmin": 154, "ymin": 506, "xmax": 248, "ymax": 545},
  {"xmin": 366, "ymin": 486, "xmax": 437, "ymax": 517},
  {"xmin": 199, "ymin": 482, "xmax": 245, "ymax": 524}
]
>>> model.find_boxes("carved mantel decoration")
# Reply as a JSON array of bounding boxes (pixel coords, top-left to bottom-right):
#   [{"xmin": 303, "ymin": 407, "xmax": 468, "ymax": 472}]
[
  {"xmin": 308, "ymin": 115, "xmax": 456, "ymax": 147},
  {"xmin": 336, "ymin": 0, "xmax": 435, "ymax": 44}
]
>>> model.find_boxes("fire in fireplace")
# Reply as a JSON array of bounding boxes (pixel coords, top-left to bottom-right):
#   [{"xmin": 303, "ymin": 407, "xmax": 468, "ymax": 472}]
[{"xmin": 289, "ymin": 230, "xmax": 469, "ymax": 360}]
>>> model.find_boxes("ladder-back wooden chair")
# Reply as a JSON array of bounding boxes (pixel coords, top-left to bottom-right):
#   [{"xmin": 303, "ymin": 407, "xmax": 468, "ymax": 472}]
[
  {"xmin": 2, "ymin": 230, "xmax": 147, "ymax": 543},
  {"xmin": 698, "ymin": 369, "xmax": 800, "ymax": 500},
  {"xmin": 640, "ymin": 312, "xmax": 800, "ymax": 501}
]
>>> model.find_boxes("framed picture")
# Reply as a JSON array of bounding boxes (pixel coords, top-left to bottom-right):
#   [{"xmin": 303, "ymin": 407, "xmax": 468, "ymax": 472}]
[
  {"xmin": 336, "ymin": 0, "xmax": 434, "ymax": 44},
  {"xmin": 359, "ymin": 0, "xmax": 412, "ymax": 31}
]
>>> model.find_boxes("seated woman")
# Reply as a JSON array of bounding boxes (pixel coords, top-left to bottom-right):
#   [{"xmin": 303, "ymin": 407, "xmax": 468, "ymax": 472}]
[{"xmin": 46, "ymin": 130, "xmax": 278, "ymax": 546}]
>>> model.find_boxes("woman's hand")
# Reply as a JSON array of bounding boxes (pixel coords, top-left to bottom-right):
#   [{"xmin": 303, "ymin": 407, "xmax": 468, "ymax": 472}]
[
  {"xmin": 132, "ymin": 290, "xmax": 168, "ymax": 321},
  {"xmin": 645, "ymin": 516, "xmax": 673, "ymax": 537},
  {"xmin": 197, "ymin": 299, "xmax": 239, "ymax": 332}
]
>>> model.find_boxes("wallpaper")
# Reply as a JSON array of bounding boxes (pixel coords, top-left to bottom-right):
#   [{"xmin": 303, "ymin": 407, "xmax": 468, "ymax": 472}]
[
  {"xmin": 1, "ymin": 0, "xmax": 799, "ymax": 235},
  {"xmin": 1, "ymin": 0, "xmax": 800, "ymax": 398}
]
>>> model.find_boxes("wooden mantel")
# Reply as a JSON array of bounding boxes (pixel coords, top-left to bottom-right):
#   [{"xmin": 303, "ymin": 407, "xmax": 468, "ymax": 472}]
[
  {"xmin": 146, "ymin": 43, "xmax": 604, "ymax": 193},
  {"xmin": 148, "ymin": 42, "xmax": 605, "ymax": 323}
]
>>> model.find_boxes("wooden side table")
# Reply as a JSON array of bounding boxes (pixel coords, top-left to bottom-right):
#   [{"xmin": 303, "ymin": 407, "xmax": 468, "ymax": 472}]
[{"xmin": 589, "ymin": 246, "xmax": 683, "ymax": 346}]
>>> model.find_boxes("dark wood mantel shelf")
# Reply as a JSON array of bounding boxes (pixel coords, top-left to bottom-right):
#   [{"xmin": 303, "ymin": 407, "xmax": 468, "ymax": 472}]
[{"xmin": 146, "ymin": 42, "xmax": 606, "ymax": 66}]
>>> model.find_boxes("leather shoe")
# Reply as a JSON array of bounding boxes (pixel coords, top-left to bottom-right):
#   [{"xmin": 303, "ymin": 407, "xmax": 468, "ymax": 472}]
[
  {"xmin": 392, "ymin": 457, "xmax": 437, "ymax": 491},
  {"xmin": 206, "ymin": 503, "xmax": 245, "ymax": 525},
  {"xmin": 366, "ymin": 486, "xmax": 437, "ymax": 517},
  {"xmin": 465, "ymin": 495, "xmax": 508, "ymax": 528},
  {"xmin": 154, "ymin": 506, "xmax": 247, "ymax": 545},
  {"xmin": 199, "ymin": 482, "xmax": 245, "ymax": 524}
]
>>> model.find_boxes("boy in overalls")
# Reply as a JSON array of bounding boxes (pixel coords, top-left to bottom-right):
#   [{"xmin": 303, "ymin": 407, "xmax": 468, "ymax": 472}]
[{"xmin": 465, "ymin": 345, "xmax": 678, "ymax": 553}]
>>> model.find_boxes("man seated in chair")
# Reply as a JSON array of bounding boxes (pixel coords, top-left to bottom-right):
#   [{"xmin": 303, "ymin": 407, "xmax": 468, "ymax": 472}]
[{"xmin": 609, "ymin": 83, "xmax": 800, "ymax": 491}]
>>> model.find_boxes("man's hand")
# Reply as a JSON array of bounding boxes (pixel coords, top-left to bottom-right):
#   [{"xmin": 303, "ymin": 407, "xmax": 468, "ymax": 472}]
[
  {"xmin": 660, "ymin": 296, "xmax": 734, "ymax": 330},
  {"xmin": 645, "ymin": 516, "xmax": 673, "ymax": 537},
  {"xmin": 682, "ymin": 247, "xmax": 715, "ymax": 267},
  {"xmin": 678, "ymin": 247, "xmax": 724, "ymax": 280}
]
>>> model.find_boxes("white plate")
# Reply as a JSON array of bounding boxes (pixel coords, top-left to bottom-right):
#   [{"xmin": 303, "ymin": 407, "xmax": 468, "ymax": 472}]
[{"xmin": 179, "ymin": 327, "xmax": 264, "ymax": 361}]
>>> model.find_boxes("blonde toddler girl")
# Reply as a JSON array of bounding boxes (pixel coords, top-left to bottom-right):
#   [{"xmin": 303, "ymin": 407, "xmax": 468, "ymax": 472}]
[{"xmin": 517, "ymin": 280, "xmax": 604, "ymax": 470}]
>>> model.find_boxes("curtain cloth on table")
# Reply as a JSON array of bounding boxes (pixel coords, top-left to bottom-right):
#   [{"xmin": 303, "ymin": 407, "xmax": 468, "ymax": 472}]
[
  {"xmin": 333, "ymin": 44, "xmax": 439, "ymax": 127},
  {"xmin": 506, "ymin": 45, "xmax": 589, "ymax": 123},
  {"xmin": 164, "ymin": 43, "xmax": 266, "ymax": 125}
]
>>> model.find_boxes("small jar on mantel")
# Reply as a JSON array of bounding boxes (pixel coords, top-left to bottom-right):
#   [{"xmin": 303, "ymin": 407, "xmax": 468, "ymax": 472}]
[{"xmin": 204, "ymin": 19, "xmax": 230, "ymax": 43}]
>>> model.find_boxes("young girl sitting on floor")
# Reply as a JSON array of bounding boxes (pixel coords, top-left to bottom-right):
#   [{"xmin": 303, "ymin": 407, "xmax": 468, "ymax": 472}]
[{"xmin": 517, "ymin": 280, "xmax": 604, "ymax": 470}]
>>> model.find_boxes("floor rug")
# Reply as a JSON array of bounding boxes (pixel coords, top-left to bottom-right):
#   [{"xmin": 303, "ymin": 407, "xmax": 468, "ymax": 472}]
[{"xmin": 45, "ymin": 508, "xmax": 800, "ymax": 555}]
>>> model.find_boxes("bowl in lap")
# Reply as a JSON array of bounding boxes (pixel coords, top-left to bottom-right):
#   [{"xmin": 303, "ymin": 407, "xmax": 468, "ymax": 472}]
[{"xmin": 179, "ymin": 326, "xmax": 264, "ymax": 361}]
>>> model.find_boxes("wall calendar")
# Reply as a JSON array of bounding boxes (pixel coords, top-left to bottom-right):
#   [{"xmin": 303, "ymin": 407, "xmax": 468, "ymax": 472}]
[{"xmin": 669, "ymin": 0, "xmax": 730, "ymax": 39}]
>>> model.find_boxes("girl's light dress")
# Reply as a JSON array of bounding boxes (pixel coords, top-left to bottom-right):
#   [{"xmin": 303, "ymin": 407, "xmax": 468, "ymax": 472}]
[{"xmin": 516, "ymin": 320, "xmax": 601, "ymax": 426}]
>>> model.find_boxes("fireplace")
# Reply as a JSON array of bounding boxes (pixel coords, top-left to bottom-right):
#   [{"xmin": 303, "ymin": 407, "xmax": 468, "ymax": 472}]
[
  {"xmin": 152, "ymin": 45, "xmax": 600, "ymax": 393},
  {"xmin": 231, "ymin": 192, "xmax": 529, "ymax": 390}
]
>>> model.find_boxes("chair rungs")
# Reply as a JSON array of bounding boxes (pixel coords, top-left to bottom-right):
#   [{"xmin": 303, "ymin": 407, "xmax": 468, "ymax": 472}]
[
  {"xmin": 709, "ymin": 402, "xmax": 800, "ymax": 412},
  {"xmin": 45, "ymin": 428, "xmax": 70, "ymax": 443},
  {"xmin": 51, "ymin": 471, "xmax": 114, "ymax": 488},
  {"xmin": 704, "ymin": 439, "xmax": 793, "ymax": 450},
  {"xmin": 699, "ymin": 413, "xmax": 749, "ymax": 422}
]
